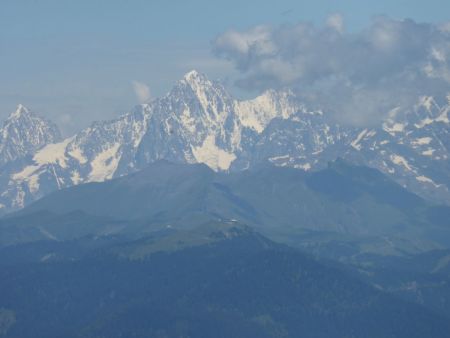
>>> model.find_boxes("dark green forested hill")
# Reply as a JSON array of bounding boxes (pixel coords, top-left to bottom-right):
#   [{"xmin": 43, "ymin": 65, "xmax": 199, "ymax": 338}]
[{"xmin": 1, "ymin": 223, "xmax": 450, "ymax": 338}]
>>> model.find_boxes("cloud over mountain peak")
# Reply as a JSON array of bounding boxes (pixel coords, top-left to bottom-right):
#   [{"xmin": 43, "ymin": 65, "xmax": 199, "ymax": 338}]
[{"xmin": 213, "ymin": 16, "xmax": 450, "ymax": 126}]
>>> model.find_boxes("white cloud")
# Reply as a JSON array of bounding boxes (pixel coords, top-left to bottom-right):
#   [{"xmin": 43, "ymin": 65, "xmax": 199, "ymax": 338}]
[
  {"xmin": 326, "ymin": 13, "xmax": 344, "ymax": 34},
  {"xmin": 132, "ymin": 81, "xmax": 151, "ymax": 103},
  {"xmin": 213, "ymin": 17, "xmax": 450, "ymax": 126}
]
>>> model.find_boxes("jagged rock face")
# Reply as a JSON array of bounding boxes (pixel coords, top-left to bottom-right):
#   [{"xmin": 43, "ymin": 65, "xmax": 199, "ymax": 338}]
[
  {"xmin": 133, "ymin": 71, "xmax": 240, "ymax": 171},
  {"xmin": 0, "ymin": 105, "xmax": 61, "ymax": 166},
  {"xmin": 338, "ymin": 96, "xmax": 450, "ymax": 204},
  {"xmin": 0, "ymin": 104, "xmax": 151, "ymax": 211},
  {"xmin": 0, "ymin": 71, "xmax": 449, "ymax": 214}
]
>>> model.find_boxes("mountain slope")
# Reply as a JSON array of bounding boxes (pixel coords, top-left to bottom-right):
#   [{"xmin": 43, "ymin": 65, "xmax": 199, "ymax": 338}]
[
  {"xmin": 1, "ymin": 71, "xmax": 450, "ymax": 213},
  {"xmin": 10, "ymin": 160, "xmax": 450, "ymax": 256}
]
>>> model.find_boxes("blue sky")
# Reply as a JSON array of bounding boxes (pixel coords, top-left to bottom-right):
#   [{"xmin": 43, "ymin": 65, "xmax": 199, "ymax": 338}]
[{"xmin": 2, "ymin": 0, "xmax": 450, "ymax": 134}]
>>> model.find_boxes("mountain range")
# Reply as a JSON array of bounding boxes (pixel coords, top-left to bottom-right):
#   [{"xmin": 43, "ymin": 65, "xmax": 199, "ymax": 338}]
[
  {"xmin": 2, "ymin": 148, "xmax": 450, "ymax": 336},
  {"xmin": 1, "ymin": 70, "xmax": 450, "ymax": 213},
  {"xmin": 3, "ymin": 160, "xmax": 450, "ymax": 260}
]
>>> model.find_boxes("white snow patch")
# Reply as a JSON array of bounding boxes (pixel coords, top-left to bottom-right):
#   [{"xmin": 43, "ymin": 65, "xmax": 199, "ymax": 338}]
[
  {"xmin": 12, "ymin": 188, "xmax": 26, "ymax": 208},
  {"xmin": 180, "ymin": 107, "xmax": 196, "ymax": 134},
  {"xmin": 294, "ymin": 163, "xmax": 312, "ymax": 170},
  {"xmin": 351, "ymin": 129, "xmax": 368, "ymax": 150},
  {"xmin": 71, "ymin": 170, "xmax": 82, "ymax": 185},
  {"xmin": 183, "ymin": 71, "xmax": 211, "ymax": 113},
  {"xmin": 383, "ymin": 122, "xmax": 405, "ymax": 134},
  {"xmin": 27, "ymin": 174, "xmax": 40, "ymax": 194},
  {"xmin": 11, "ymin": 164, "xmax": 41, "ymax": 194},
  {"xmin": 236, "ymin": 90, "xmax": 296, "ymax": 133},
  {"xmin": 68, "ymin": 146, "xmax": 87, "ymax": 164},
  {"xmin": 34, "ymin": 138, "xmax": 72, "ymax": 168},
  {"xmin": 436, "ymin": 108, "xmax": 450, "ymax": 123},
  {"xmin": 191, "ymin": 135, "xmax": 236, "ymax": 171},
  {"xmin": 366, "ymin": 130, "xmax": 377, "ymax": 138},
  {"xmin": 269, "ymin": 155, "xmax": 290, "ymax": 161},
  {"xmin": 12, "ymin": 165, "xmax": 40, "ymax": 181},
  {"xmin": 416, "ymin": 175, "xmax": 441, "ymax": 187},
  {"xmin": 390, "ymin": 155, "xmax": 413, "ymax": 171},
  {"xmin": 415, "ymin": 118, "xmax": 434, "ymax": 128},
  {"xmin": 230, "ymin": 120, "xmax": 242, "ymax": 150},
  {"xmin": 422, "ymin": 149, "xmax": 435, "ymax": 156},
  {"xmin": 40, "ymin": 253, "xmax": 56, "ymax": 262},
  {"xmin": 88, "ymin": 143, "xmax": 121, "ymax": 182},
  {"xmin": 412, "ymin": 137, "xmax": 432, "ymax": 146},
  {"xmin": 39, "ymin": 227, "xmax": 58, "ymax": 241}
]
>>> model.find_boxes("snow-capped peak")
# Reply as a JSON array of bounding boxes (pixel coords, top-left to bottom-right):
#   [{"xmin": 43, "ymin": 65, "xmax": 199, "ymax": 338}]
[
  {"xmin": 1, "ymin": 72, "xmax": 450, "ymax": 214},
  {"xmin": 235, "ymin": 89, "xmax": 299, "ymax": 133},
  {"xmin": 0, "ymin": 105, "xmax": 62, "ymax": 166},
  {"xmin": 10, "ymin": 104, "xmax": 30, "ymax": 119},
  {"xmin": 181, "ymin": 70, "xmax": 222, "ymax": 95},
  {"xmin": 173, "ymin": 70, "xmax": 233, "ymax": 121},
  {"xmin": 183, "ymin": 69, "xmax": 205, "ymax": 82}
]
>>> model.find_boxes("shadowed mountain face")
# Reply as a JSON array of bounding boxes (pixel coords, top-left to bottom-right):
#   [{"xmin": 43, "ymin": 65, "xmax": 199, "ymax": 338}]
[
  {"xmin": 8, "ymin": 160, "xmax": 450, "ymax": 256},
  {"xmin": 1, "ymin": 223, "xmax": 450, "ymax": 338}
]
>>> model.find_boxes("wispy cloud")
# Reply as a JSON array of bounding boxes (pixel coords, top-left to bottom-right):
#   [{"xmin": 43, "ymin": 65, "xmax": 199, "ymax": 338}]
[
  {"xmin": 326, "ymin": 13, "xmax": 344, "ymax": 33},
  {"xmin": 132, "ymin": 81, "xmax": 151, "ymax": 103},
  {"xmin": 212, "ymin": 15, "xmax": 450, "ymax": 126}
]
